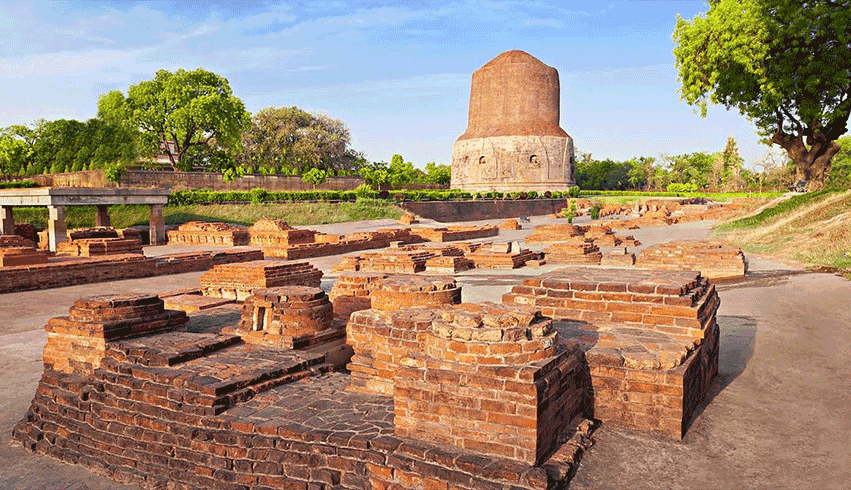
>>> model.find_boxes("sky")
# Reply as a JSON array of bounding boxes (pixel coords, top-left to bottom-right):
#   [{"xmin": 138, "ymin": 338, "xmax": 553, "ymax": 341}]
[{"xmin": 0, "ymin": 0, "xmax": 778, "ymax": 169}]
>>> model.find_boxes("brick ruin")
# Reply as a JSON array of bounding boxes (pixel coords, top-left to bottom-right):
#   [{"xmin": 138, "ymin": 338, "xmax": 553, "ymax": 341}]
[
  {"xmin": 500, "ymin": 218, "xmax": 522, "ymax": 230},
  {"xmin": 222, "ymin": 286, "xmax": 339, "ymax": 350},
  {"xmin": 262, "ymin": 227, "xmax": 422, "ymax": 260},
  {"xmin": 0, "ymin": 235, "xmax": 48, "ymax": 267},
  {"xmin": 42, "ymin": 293, "xmax": 188, "ymax": 375},
  {"xmin": 526, "ymin": 223, "xmax": 582, "ymax": 243},
  {"xmin": 167, "ymin": 221, "xmax": 250, "ymax": 246},
  {"xmin": 17, "ymin": 281, "xmax": 597, "ymax": 489},
  {"xmin": 393, "ymin": 303, "xmax": 587, "ymax": 464},
  {"xmin": 328, "ymin": 271, "xmax": 388, "ymax": 320},
  {"xmin": 635, "ymin": 239, "xmax": 748, "ymax": 280},
  {"xmin": 333, "ymin": 242, "xmax": 478, "ymax": 274},
  {"xmin": 247, "ymin": 218, "xmax": 317, "ymax": 247},
  {"xmin": 503, "ymin": 267, "xmax": 720, "ymax": 438},
  {"xmin": 346, "ymin": 275, "xmax": 463, "ymax": 396},
  {"xmin": 543, "ymin": 236, "xmax": 603, "ymax": 265},
  {"xmin": 199, "ymin": 260, "xmax": 323, "ymax": 300},
  {"xmin": 0, "ymin": 249, "xmax": 262, "ymax": 294},
  {"xmin": 466, "ymin": 241, "xmax": 540, "ymax": 269},
  {"xmin": 407, "ymin": 224, "xmax": 499, "ymax": 242},
  {"xmin": 600, "ymin": 247, "xmax": 636, "ymax": 267}
]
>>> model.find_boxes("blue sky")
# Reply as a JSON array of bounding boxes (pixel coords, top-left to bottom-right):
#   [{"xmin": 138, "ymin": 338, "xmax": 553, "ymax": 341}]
[{"xmin": 0, "ymin": 1, "xmax": 775, "ymax": 168}]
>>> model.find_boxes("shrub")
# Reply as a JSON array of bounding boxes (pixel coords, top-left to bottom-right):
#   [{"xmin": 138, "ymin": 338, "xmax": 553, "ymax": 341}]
[
  {"xmin": 590, "ymin": 205, "xmax": 601, "ymax": 220},
  {"xmin": 0, "ymin": 179, "xmax": 40, "ymax": 189},
  {"xmin": 667, "ymin": 182, "xmax": 698, "ymax": 193},
  {"xmin": 354, "ymin": 184, "xmax": 375, "ymax": 199},
  {"xmin": 543, "ymin": 190, "xmax": 552, "ymax": 198},
  {"xmin": 568, "ymin": 186, "xmax": 581, "ymax": 198}
]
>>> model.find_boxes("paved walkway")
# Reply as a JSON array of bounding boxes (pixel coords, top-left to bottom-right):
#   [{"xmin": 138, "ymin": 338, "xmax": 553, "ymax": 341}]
[{"xmin": 1, "ymin": 216, "xmax": 848, "ymax": 489}]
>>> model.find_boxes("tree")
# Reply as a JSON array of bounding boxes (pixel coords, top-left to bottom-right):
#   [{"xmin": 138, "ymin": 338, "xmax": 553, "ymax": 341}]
[
  {"xmin": 301, "ymin": 168, "xmax": 328, "ymax": 189},
  {"xmin": 237, "ymin": 106, "xmax": 362, "ymax": 175},
  {"xmin": 826, "ymin": 135, "xmax": 851, "ymax": 187},
  {"xmin": 674, "ymin": 0, "xmax": 851, "ymax": 189},
  {"xmin": 423, "ymin": 162, "xmax": 451, "ymax": 185},
  {"xmin": 358, "ymin": 161, "xmax": 390, "ymax": 188},
  {"xmin": 99, "ymin": 68, "xmax": 250, "ymax": 171}
]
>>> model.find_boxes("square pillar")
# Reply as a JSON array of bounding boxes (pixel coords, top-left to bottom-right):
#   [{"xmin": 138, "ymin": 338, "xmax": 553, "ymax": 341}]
[
  {"xmin": 95, "ymin": 205, "xmax": 111, "ymax": 227},
  {"xmin": 0, "ymin": 206, "xmax": 14, "ymax": 235},
  {"xmin": 48, "ymin": 205, "xmax": 67, "ymax": 252},
  {"xmin": 149, "ymin": 204, "xmax": 165, "ymax": 245}
]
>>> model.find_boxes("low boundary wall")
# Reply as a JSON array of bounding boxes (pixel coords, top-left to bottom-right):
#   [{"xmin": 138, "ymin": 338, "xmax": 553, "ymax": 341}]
[{"xmin": 400, "ymin": 198, "xmax": 568, "ymax": 222}]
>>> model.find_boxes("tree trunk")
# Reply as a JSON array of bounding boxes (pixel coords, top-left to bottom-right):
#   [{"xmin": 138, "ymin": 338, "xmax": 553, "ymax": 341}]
[{"xmin": 771, "ymin": 133, "xmax": 840, "ymax": 191}]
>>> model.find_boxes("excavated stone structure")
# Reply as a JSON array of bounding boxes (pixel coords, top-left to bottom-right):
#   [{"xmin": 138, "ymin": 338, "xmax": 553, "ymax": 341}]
[
  {"xmin": 247, "ymin": 218, "xmax": 317, "ymax": 247},
  {"xmin": 167, "ymin": 221, "xmax": 250, "ymax": 246},
  {"xmin": 543, "ymin": 237, "xmax": 603, "ymax": 265},
  {"xmin": 526, "ymin": 223, "xmax": 583, "ymax": 243},
  {"xmin": 199, "ymin": 260, "xmax": 323, "ymax": 300},
  {"xmin": 0, "ymin": 246, "xmax": 49, "ymax": 267},
  {"xmin": 600, "ymin": 247, "xmax": 636, "ymax": 267},
  {"xmin": 394, "ymin": 303, "xmax": 587, "ymax": 465},
  {"xmin": 635, "ymin": 239, "xmax": 748, "ymax": 280},
  {"xmin": 407, "ymin": 224, "xmax": 499, "ymax": 242},
  {"xmin": 503, "ymin": 268, "xmax": 720, "ymax": 438},
  {"xmin": 346, "ymin": 275, "xmax": 462, "ymax": 395},
  {"xmin": 328, "ymin": 271, "xmax": 388, "ymax": 319},
  {"xmin": 452, "ymin": 50, "xmax": 576, "ymax": 191},
  {"xmin": 41, "ymin": 293, "xmax": 188, "ymax": 375},
  {"xmin": 466, "ymin": 242, "xmax": 540, "ymax": 269}
]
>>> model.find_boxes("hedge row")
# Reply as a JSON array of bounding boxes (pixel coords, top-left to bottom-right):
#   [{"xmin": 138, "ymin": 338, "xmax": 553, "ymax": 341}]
[
  {"xmin": 581, "ymin": 190, "xmax": 785, "ymax": 199},
  {"xmin": 167, "ymin": 187, "xmax": 582, "ymax": 205},
  {"xmin": 0, "ymin": 179, "xmax": 40, "ymax": 189}
]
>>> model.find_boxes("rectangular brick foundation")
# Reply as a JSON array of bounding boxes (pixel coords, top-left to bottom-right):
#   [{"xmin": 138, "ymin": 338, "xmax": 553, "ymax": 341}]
[{"xmin": 199, "ymin": 260, "xmax": 323, "ymax": 300}]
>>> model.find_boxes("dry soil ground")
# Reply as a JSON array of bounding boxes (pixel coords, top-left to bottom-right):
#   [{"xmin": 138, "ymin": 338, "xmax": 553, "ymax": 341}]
[{"xmin": 1, "ymin": 215, "xmax": 849, "ymax": 489}]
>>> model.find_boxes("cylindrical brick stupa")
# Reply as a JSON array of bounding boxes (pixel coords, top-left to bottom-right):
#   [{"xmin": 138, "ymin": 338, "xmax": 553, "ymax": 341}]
[{"xmin": 451, "ymin": 50, "xmax": 576, "ymax": 191}]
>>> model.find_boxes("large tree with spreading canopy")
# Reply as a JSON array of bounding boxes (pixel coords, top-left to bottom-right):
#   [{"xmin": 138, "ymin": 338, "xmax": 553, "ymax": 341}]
[
  {"xmin": 673, "ymin": 0, "xmax": 851, "ymax": 188},
  {"xmin": 99, "ymin": 68, "xmax": 250, "ymax": 171}
]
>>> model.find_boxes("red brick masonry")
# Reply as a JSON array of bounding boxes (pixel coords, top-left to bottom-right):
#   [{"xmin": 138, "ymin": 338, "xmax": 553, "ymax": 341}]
[{"xmin": 503, "ymin": 267, "xmax": 720, "ymax": 438}]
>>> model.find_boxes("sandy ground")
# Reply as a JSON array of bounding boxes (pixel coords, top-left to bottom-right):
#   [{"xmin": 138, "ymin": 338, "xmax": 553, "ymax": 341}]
[{"xmin": 1, "ymin": 215, "xmax": 849, "ymax": 489}]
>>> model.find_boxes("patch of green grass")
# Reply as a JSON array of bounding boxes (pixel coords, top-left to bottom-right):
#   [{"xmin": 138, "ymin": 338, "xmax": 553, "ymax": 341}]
[
  {"xmin": 11, "ymin": 200, "xmax": 404, "ymax": 230},
  {"xmin": 715, "ymin": 190, "xmax": 835, "ymax": 231}
]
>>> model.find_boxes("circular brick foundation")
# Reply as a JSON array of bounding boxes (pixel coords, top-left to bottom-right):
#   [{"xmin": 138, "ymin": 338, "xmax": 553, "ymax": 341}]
[{"xmin": 369, "ymin": 274, "xmax": 462, "ymax": 312}]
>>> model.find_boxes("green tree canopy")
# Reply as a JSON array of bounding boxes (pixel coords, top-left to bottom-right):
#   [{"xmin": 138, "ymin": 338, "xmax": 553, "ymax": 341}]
[
  {"xmin": 99, "ymin": 68, "xmax": 250, "ymax": 171},
  {"xmin": 673, "ymin": 0, "xmax": 851, "ymax": 188},
  {"xmin": 237, "ymin": 106, "xmax": 363, "ymax": 175}
]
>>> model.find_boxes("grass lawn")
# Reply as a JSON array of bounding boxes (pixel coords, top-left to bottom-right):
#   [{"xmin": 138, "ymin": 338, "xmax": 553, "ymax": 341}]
[
  {"xmin": 714, "ymin": 190, "xmax": 851, "ymax": 274},
  {"xmin": 11, "ymin": 199, "xmax": 404, "ymax": 229}
]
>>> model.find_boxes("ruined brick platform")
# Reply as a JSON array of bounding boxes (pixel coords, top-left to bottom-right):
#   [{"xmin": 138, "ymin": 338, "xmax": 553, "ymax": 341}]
[
  {"xmin": 370, "ymin": 274, "xmax": 462, "ymax": 312},
  {"xmin": 600, "ymin": 247, "xmax": 636, "ymax": 267},
  {"xmin": 42, "ymin": 293, "xmax": 188, "ymax": 375},
  {"xmin": 199, "ymin": 260, "xmax": 323, "ymax": 300},
  {"xmin": 543, "ymin": 237, "xmax": 602, "ymax": 265},
  {"xmin": 346, "ymin": 277, "xmax": 465, "ymax": 397},
  {"xmin": 407, "ymin": 224, "xmax": 499, "ymax": 242},
  {"xmin": 394, "ymin": 303, "xmax": 587, "ymax": 464},
  {"xmin": 328, "ymin": 271, "xmax": 388, "ymax": 319},
  {"xmin": 16, "ymin": 294, "xmax": 595, "ymax": 489},
  {"xmin": 333, "ymin": 246, "xmax": 435, "ymax": 274},
  {"xmin": 503, "ymin": 267, "xmax": 720, "ymax": 438},
  {"xmin": 526, "ymin": 224, "xmax": 582, "ymax": 243},
  {"xmin": 466, "ymin": 242, "xmax": 540, "ymax": 269},
  {"xmin": 0, "ymin": 249, "xmax": 262, "ymax": 294},
  {"xmin": 221, "ymin": 286, "xmax": 343, "ymax": 351},
  {"xmin": 248, "ymin": 218, "xmax": 317, "ymax": 247},
  {"xmin": 57, "ymin": 238, "xmax": 143, "ymax": 256},
  {"xmin": 635, "ymin": 239, "xmax": 748, "ymax": 280},
  {"xmin": 0, "ymin": 234, "xmax": 36, "ymax": 248},
  {"xmin": 0, "ymin": 246, "xmax": 49, "ymax": 267},
  {"xmin": 167, "ymin": 221, "xmax": 250, "ymax": 246},
  {"xmin": 263, "ymin": 227, "xmax": 422, "ymax": 260}
]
